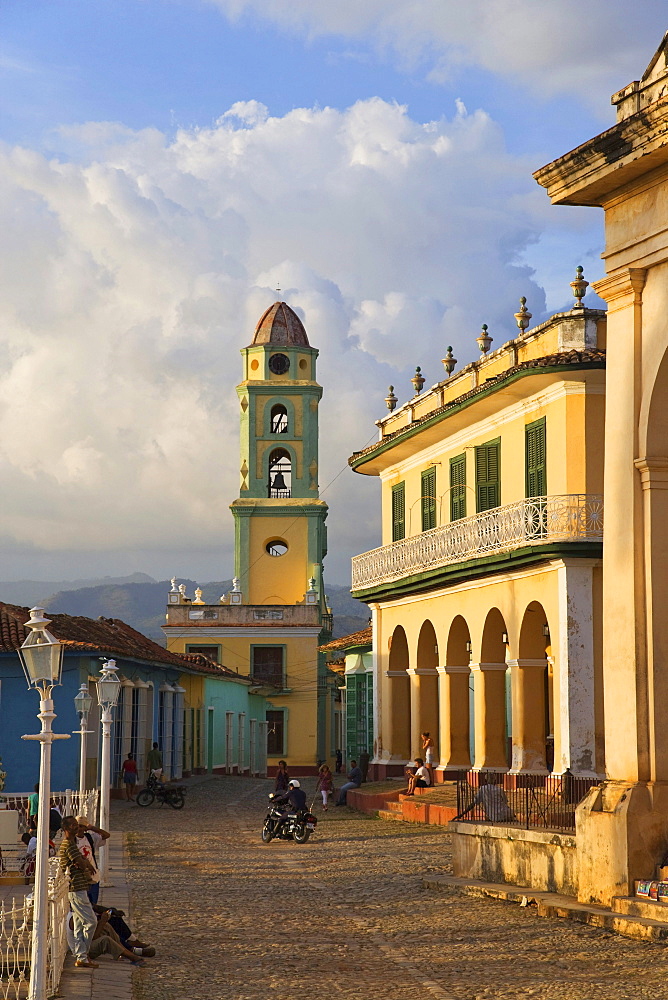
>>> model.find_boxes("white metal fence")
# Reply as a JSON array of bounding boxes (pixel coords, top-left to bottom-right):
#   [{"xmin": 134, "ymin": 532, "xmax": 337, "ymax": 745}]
[
  {"xmin": 351, "ymin": 494, "xmax": 604, "ymax": 590},
  {"xmin": 0, "ymin": 857, "xmax": 69, "ymax": 1000},
  {"xmin": 0, "ymin": 790, "xmax": 99, "ymax": 834}
]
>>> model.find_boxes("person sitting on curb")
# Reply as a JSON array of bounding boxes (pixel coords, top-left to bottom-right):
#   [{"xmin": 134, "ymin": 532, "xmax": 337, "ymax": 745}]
[
  {"xmin": 405, "ymin": 758, "xmax": 432, "ymax": 795},
  {"xmin": 92, "ymin": 904, "xmax": 155, "ymax": 956},
  {"xmin": 335, "ymin": 760, "xmax": 362, "ymax": 806},
  {"xmin": 65, "ymin": 910, "xmax": 145, "ymax": 967}
]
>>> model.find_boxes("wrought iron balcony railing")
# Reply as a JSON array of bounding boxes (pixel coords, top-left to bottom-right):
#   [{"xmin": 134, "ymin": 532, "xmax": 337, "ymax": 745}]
[{"xmin": 351, "ymin": 494, "xmax": 603, "ymax": 591}]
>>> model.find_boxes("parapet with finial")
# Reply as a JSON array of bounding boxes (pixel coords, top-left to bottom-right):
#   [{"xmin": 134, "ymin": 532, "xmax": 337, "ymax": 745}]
[
  {"xmin": 442, "ymin": 346, "xmax": 457, "ymax": 376},
  {"xmin": 385, "ymin": 386, "xmax": 398, "ymax": 411},
  {"xmin": 411, "ymin": 367, "xmax": 425, "ymax": 394},
  {"xmin": 570, "ymin": 265, "xmax": 589, "ymax": 308},
  {"xmin": 514, "ymin": 297, "xmax": 532, "ymax": 333},
  {"xmin": 476, "ymin": 325, "xmax": 493, "ymax": 355}
]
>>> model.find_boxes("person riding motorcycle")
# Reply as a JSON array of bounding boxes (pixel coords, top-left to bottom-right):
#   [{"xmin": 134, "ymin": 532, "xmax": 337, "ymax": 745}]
[{"xmin": 272, "ymin": 779, "xmax": 307, "ymax": 836}]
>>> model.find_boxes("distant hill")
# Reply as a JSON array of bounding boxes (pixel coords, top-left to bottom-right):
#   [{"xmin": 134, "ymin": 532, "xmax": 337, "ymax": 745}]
[
  {"xmin": 0, "ymin": 573, "xmax": 155, "ymax": 607},
  {"xmin": 38, "ymin": 577, "xmax": 368, "ymax": 645}
]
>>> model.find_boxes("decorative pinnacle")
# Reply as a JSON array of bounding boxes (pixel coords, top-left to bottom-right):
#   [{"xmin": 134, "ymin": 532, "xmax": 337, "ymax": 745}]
[
  {"xmin": 514, "ymin": 297, "xmax": 532, "ymax": 332},
  {"xmin": 385, "ymin": 386, "xmax": 398, "ymax": 411},
  {"xmin": 570, "ymin": 265, "xmax": 589, "ymax": 308},
  {"xmin": 476, "ymin": 324, "xmax": 493, "ymax": 355},
  {"xmin": 411, "ymin": 366, "xmax": 426, "ymax": 395},
  {"xmin": 442, "ymin": 346, "xmax": 457, "ymax": 377}
]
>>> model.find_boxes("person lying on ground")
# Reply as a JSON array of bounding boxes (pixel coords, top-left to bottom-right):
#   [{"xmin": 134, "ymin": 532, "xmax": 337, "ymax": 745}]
[{"xmin": 405, "ymin": 758, "xmax": 432, "ymax": 795}]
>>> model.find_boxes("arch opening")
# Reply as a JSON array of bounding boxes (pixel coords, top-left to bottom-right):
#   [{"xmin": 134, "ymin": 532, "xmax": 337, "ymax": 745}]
[
  {"xmin": 268, "ymin": 448, "xmax": 292, "ymax": 498},
  {"xmin": 270, "ymin": 404, "xmax": 289, "ymax": 435}
]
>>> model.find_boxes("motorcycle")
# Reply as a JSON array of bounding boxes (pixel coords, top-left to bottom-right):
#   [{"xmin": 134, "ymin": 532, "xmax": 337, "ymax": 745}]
[
  {"xmin": 136, "ymin": 772, "xmax": 186, "ymax": 809},
  {"xmin": 261, "ymin": 793, "xmax": 317, "ymax": 844}
]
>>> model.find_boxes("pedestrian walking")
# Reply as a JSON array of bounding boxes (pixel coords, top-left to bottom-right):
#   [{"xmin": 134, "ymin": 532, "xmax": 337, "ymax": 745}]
[
  {"xmin": 274, "ymin": 759, "xmax": 290, "ymax": 793},
  {"xmin": 58, "ymin": 816, "xmax": 98, "ymax": 968},
  {"xmin": 27, "ymin": 783, "xmax": 39, "ymax": 832},
  {"xmin": 146, "ymin": 742, "xmax": 163, "ymax": 777},
  {"xmin": 335, "ymin": 749, "xmax": 343, "ymax": 774},
  {"xmin": 316, "ymin": 763, "xmax": 334, "ymax": 811},
  {"xmin": 121, "ymin": 753, "xmax": 138, "ymax": 801}
]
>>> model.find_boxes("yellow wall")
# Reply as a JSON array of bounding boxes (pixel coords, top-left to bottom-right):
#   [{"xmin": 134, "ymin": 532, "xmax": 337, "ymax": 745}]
[{"xmin": 247, "ymin": 515, "xmax": 310, "ymax": 604}]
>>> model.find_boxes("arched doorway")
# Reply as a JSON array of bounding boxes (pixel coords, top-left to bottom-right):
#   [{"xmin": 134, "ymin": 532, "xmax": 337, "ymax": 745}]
[
  {"xmin": 473, "ymin": 609, "xmax": 510, "ymax": 770},
  {"xmin": 440, "ymin": 615, "xmax": 472, "ymax": 770},
  {"xmin": 410, "ymin": 620, "xmax": 439, "ymax": 761},
  {"xmin": 510, "ymin": 602, "xmax": 550, "ymax": 773},
  {"xmin": 387, "ymin": 625, "xmax": 410, "ymax": 761}
]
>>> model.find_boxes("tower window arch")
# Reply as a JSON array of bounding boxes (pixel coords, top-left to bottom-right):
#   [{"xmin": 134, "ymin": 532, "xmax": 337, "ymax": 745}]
[
  {"xmin": 268, "ymin": 448, "xmax": 291, "ymax": 498},
  {"xmin": 270, "ymin": 404, "xmax": 289, "ymax": 434}
]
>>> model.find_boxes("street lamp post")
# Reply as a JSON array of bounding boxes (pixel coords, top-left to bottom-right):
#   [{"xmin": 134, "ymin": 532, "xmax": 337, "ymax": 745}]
[
  {"xmin": 18, "ymin": 608, "xmax": 70, "ymax": 1000},
  {"xmin": 94, "ymin": 659, "xmax": 121, "ymax": 887},
  {"xmin": 73, "ymin": 683, "xmax": 93, "ymax": 798}
]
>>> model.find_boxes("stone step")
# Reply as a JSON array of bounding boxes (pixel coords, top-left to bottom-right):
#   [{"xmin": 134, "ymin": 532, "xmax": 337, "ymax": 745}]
[
  {"xmin": 612, "ymin": 895, "xmax": 668, "ymax": 921},
  {"xmin": 377, "ymin": 808, "xmax": 404, "ymax": 822},
  {"xmin": 385, "ymin": 800, "xmax": 403, "ymax": 813},
  {"xmin": 423, "ymin": 875, "xmax": 668, "ymax": 944}
]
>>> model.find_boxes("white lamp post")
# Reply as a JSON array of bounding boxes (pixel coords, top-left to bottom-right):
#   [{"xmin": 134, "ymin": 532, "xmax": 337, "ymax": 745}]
[
  {"xmin": 73, "ymin": 683, "xmax": 93, "ymax": 798},
  {"xmin": 19, "ymin": 608, "xmax": 70, "ymax": 1000},
  {"xmin": 94, "ymin": 659, "xmax": 121, "ymax": 886}
]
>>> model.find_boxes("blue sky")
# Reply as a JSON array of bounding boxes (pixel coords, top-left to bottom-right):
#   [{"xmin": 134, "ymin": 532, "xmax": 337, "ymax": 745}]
[{"xmin": 0, "ymin": 2, "xmax": 665, "ymax": 585}]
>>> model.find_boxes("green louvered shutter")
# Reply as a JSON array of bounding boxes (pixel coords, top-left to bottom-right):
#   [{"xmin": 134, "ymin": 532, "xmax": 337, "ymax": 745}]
[
  {"xmin": 525, "ymin": 418, "xmax": 546, "ymax": 498},
  {"xmin": 421, "ymin": 467, "xmax": 437, "ymax": 531},
  {"xmin": 392, "ymin": 482, "xmax": 405, "ymax": 541},
  {"xmin": 476, "ymin": 439, "xmax": 500, "ymax": 512},
  {"xmin": 366, "ymin": 673, "xmax": 374, "ymax": 753},
  {"xmin": 449, "ymin": 454, "xmax": 467, "ymax": 521},
  {"xmin": 346, "ymin": 675, "xmax": 359, "ymax": 759}
]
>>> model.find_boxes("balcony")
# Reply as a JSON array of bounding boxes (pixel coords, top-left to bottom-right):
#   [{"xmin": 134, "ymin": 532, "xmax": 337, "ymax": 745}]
[{"xmin": 351, "ymin": 494, "xmax": 603, "ymax": 592}]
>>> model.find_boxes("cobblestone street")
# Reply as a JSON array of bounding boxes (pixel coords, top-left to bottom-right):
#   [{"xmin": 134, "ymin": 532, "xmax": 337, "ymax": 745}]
[{"xmin": 112, "ymin": 777, "xmax": 668, "ymax": 1000}]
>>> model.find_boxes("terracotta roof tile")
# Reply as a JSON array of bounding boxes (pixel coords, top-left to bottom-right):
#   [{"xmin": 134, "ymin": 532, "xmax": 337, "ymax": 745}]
[
  {"xmin": 0, "ymin": 603, "xmax": 243, "ymax": 680},
  {"xmin": 319, "ymin": 626, "xmax": 372, "ymax": 653},
  {"xmin": 251, "ymin": 301, "xmax": 310, "ymax": 347}
]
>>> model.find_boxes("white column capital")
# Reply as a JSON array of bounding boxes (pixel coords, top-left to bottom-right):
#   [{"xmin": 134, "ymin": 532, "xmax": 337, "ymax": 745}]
[
  {"xmin": 436, "ymin": 664, "xmax": 470, "ymax": 675},
  {"xmin": 470, "ymin": 661, "xmax": 507, "ymax": 672},
  {"xmin": 635, "ymin": 457, "xmax": 668, "ymax": 490},
  {"xmin": 407, "ymin": 667, "xmax": 438, "ymax": 676},
  {"xmin": 385, "ymin": 669, "xmax": 409, "ymax": 677},
  {"xmin": 506, "ymin": 658, "xmax": 547, "ymax": 669}
]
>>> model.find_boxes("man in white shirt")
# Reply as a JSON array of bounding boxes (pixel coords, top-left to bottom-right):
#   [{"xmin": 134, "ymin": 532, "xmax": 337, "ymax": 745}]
[
  {"xmin": 405, "ymin": 757, "xmax": 432, "ymax": 796},
  {"xmin": 75, "ymin": 817, "xmax": 110, "ymax": 906}
]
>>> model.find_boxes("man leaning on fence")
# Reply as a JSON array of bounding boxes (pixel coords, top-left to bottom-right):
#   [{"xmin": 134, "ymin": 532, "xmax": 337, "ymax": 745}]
[
  {"xmin": 454, "ymin": 775, "xmax": 516, "ymax": 823},
  {"xmin": 58, "ymin": 815, "xmax": 99, "ymax": 968}
]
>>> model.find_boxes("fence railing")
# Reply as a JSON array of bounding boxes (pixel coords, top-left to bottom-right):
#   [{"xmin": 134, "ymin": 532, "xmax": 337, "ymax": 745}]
[
  {"xmin": 0, "ymin": 857, "xmax": 69, "ymax": 1000},
  {"xmin": 0, "ymin": 790, "xmax": 99, "ymax": 834},
  {"xmin": 352, "ymin": 494, "xmax": 603, "ymax": 590},
  {"xmin": 454, "ymin": 771, "xmax": 600, "ymax": 833}
]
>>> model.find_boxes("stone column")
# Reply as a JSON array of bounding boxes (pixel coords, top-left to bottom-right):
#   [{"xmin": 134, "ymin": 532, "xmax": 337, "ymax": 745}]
[
  {"xmin": 507, "ymin": 659, "xmax": 548, "ymax": 774},
  {"xmin": 407, "ymin": 668, "xmax": 439, "ymax": 759},
  {"xmin": 383, "ymin": 671, "xmax": 411, "ymax": 765},
  {"xmin": 470, "ymin": 663, "xmax": 508, "ymax": 771},
  {"xmin": 437, "ymin": 665, "xmax": 471, "ymax": 770},
  {"xmin": 553, "ymin": 559, "xmax": 599, "ymax": 776}
]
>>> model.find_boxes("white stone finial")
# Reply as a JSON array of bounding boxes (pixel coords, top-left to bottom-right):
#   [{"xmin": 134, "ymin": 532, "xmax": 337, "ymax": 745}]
[
  {"xmin": 170, "ymin": 577, "xmax": 178, "ymax": 592},
  {"xmin": 193, "ymin": 587, "xmax": 205, "ymax": 605}
]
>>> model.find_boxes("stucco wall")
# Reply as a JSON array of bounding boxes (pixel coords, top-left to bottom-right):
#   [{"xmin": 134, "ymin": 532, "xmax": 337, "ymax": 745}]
[{"xmin": 451, "ymin": 822, "xmax": 578, "ymax": 895}]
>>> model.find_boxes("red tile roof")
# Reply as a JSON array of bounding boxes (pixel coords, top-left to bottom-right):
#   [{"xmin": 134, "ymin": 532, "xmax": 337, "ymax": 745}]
[
  {"xmin": 319, "ymin": 626, "xmax": 372, "ymax": 653},
  {"xmin": 251, "ymin": 301, "xmax": 310, "ymax": 347},
  {"xmin": 0, "ymin": 603, "xmax": 243, "ymax": 680}
]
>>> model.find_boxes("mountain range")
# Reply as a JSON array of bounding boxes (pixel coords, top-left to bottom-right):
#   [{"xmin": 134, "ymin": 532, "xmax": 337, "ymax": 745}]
[{"xmin": 0, "ymin": 575, "xmax": 368, "ymax": 645}]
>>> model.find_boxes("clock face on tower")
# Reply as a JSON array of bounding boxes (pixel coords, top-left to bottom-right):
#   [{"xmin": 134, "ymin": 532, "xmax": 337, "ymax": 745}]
[{"xmin": 268, "ymin": 353, "xmax": 290, "ymax": 375}]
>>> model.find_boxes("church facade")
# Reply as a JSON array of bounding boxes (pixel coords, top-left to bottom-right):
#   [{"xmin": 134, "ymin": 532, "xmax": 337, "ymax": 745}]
[{"xmin": 164, "ymin": 302, "xmax": 333, "ymax": 774}]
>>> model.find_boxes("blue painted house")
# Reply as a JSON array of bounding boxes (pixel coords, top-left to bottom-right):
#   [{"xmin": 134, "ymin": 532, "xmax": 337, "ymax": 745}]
[{"xmin": 0, "ymin": 603, "xmax": 269, "ymax": 793}]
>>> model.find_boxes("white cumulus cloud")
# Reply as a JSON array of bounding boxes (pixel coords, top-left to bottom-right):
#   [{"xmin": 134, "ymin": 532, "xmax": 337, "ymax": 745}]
[{"xmin": 0, "ymin": 97, "xmax": 592, "ymax": 582}]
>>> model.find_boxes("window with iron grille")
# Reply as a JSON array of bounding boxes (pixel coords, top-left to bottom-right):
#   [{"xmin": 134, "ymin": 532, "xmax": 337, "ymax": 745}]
[
  {"xmin": 421, "ymin": 467, "xmax": 437, "ymax": 531},
  {"xmin": 475, "ymin": 438, "xmax": 500, "ymax": 512},
  {"xmin": 392, "ymin": 481, "xmax": 405, "ymax": 541},
  {"xmin": 186, "ymin": 645, "xmax": 220, "ymax": 664},
  {"xmin": 267, "ymin": 709, "xmax": 285, "ymax": 755},
  {"xmin": 450, "ymin": 453, "xmax": 466, "ymax": 521},
  {"xmin": 525, "ymin": 418, "xmax": 547, "ymax": 498},
  {"xmin": 252, "ymin": 646, "xmax": 284, "ymax": 687}
]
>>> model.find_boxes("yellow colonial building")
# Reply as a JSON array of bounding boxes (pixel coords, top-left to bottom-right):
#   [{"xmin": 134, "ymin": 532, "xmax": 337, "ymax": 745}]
[
  {"xmin": 350, "ymin": 285, "xmax": 606, "ymax": 783},
  {"xmin": 165, "ymin": 301, "xmax": 333, "ymax": 774}
]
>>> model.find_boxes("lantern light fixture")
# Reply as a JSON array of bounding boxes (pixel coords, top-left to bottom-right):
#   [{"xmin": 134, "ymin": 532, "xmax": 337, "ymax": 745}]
[{"xmin": 18, "ymin": 608, "xmax": 64, "ymax": 689}]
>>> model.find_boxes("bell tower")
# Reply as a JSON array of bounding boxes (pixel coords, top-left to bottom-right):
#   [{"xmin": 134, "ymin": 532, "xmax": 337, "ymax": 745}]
[{"xmin": 232, "ymin": 301, "xmax": 328, "ymax": 605}]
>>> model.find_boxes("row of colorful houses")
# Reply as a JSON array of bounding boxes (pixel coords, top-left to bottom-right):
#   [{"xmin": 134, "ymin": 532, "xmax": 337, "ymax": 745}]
[{"xmin": 0, "ymin": 603, "xmax": 269, "ymax": 793}]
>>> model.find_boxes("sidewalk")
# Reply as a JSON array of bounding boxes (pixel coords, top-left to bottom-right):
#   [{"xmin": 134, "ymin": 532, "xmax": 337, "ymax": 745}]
[{"xmin": 57, "ymin": 832, "xmax": 134, "ymax": 1000}]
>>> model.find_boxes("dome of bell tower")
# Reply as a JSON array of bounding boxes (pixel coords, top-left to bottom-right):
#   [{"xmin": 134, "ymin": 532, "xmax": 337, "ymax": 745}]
[{"xmin": 251, "ymin": 301, "xmax": 310, "ymax": 347}]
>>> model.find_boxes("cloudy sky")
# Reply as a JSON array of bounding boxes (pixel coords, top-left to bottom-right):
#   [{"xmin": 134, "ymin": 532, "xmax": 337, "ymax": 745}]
[{"xmin": 0, "ymin": 2, "xmax": 665, "ymax": 587}]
